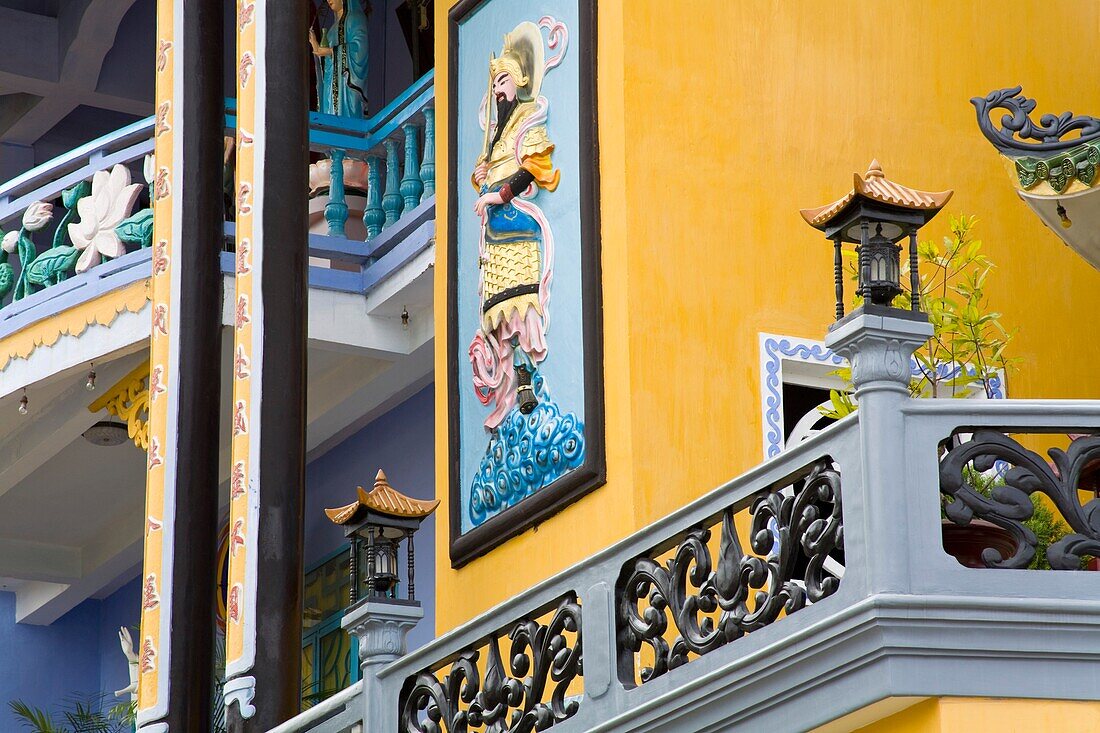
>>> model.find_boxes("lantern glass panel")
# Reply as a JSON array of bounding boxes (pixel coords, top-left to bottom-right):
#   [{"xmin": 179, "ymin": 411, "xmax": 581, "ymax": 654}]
[{"xmin": 860, "ymin": 225, "xmax": 902, "ymax": 305}]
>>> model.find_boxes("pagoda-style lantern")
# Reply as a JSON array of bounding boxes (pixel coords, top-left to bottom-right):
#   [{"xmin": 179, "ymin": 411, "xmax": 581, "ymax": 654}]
[
  {"xmin": 324, "ymin": 469, "xmax": 438, "ymax": 607},
  {"xmin": 801, "ymin": 160, "xmax": 953, "ymax": 319}
]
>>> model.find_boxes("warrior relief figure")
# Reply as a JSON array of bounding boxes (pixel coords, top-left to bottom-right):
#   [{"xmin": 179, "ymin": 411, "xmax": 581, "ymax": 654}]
[{"xmin": 467, "ymin": 19, "xmax": 584, "ymax": 526}]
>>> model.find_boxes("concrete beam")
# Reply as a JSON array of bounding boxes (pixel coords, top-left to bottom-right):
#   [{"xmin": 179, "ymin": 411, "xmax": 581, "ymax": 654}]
[
  {"xmin": 0, "ymin": 0, "xmax": 145, "ymax": 145},
  {"xmin": 16, "ymin": 498, "xmax": 144, "ymax": 625},
  {"xmin": 0, "ymin": 538, "xmax": 81, "ymax": 583},
  {"xmin": 0, "ymin": 8, "xmax": 59, "ymax": 85}
]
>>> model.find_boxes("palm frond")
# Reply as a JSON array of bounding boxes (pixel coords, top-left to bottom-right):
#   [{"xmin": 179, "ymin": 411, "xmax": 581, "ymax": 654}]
[{"xmin": 8, "ymin": 700, "xmax": 67, "ymax": 733}]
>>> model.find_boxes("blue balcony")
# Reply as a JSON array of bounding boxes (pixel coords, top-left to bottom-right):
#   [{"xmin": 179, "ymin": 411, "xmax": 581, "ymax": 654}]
[{"xmin": 0, "ymin": 71, "xmax": 435, "ymax": 347}]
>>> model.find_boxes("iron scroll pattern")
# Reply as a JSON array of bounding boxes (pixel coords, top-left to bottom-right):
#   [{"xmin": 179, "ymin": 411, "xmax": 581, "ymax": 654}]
[
  {"xmin": 399, "ymin": 595, "xmax": 582, "ymax": 732},
  {"xmin": 616, "ymin": 460, "xmax": 843, "ymax": 685},
  {"xmin": 972, "ymin": 86, "xmax": 1100, "ymax": 156},
  {"xmin": 940, "ymin": 431, "xmax": 1100, "ymax": 569}
]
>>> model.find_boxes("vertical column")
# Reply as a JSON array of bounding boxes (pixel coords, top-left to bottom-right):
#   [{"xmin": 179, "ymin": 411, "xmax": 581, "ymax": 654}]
[
  {"xmin": 382, "ymin": 138, "xmax": 403, "ymax": 227},
  {"xmin": 400, "ymin": 122, "xmax": 423, "ymax": 210},
  {"xmin": 825, "ymin": 312, "xmax": 932, "ymax": 594},
  {"xmin": 419, "ymin": 106, "xmax": 435, "ymax": 203},
  {"xmin": 832, "ymin": 236, "xmax": 844, "ymax": 320},
  {"xmin": 858, "ymin": 220, "xmax": 870, "ymax": 300},
  {"xmin": 908, "ymin": 228, "xmax": 921, "ymax": 312},
  {"xmin": 224, "ymin": 0, "xmax": 309, "ymax": 730},
  {"xmin": 137, "ymin": 1, "xmax": 223, "ymax": 732},
  {"xmin": 325, "ymin": 149, "xmax": 349, "ymax": 237},
  {"xmin": 364, "ymin": 156, "xmax": 384, "ymax": 240}
]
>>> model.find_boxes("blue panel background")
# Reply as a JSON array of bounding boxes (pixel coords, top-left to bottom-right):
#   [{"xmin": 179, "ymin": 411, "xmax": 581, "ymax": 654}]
[
  {"xmin": 0, "ymin": 576, "xmax": 140, "ymax": 729},
  {"xmin": 455, "ymin": 0, "xmax": 585, "ymax": 534}
]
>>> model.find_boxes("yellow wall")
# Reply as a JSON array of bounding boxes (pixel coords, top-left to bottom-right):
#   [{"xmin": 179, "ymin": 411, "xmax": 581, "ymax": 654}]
[
  {"xmin": 853, "ymin": 698, "xmax": 1100, "ymax": 732},
  {"xmin": 434, "ymin": 0, "xmax": 1100, "ymax": 631}
]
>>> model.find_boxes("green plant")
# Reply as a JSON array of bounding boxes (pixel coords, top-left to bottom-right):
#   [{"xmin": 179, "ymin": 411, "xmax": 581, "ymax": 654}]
[
  {"xmin": 8, "ymin": 694, "xmax": 134, "ymax": 733},
  {"xmin": 820, "ymin": 215, "xmax": 1016, "ymax": 419}
]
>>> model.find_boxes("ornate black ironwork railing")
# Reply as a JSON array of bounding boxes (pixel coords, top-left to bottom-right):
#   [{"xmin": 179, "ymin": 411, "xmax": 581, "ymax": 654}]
[
  {"xmin": 399, "ymin": 594, "xmax": 583, "ymax": 733},
  {"xmin": 940, "ymin": 430, "xmax": 1100, "ymax": 570},
  {"xmin": 616, "ymin": 458, "xmax": 844, "ymax": 686}
]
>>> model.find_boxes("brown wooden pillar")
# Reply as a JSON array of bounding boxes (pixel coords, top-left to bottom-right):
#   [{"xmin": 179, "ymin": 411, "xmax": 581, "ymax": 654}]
[
  {"xmin": 135, "ymin": 1, "xmax": 223, "ymax": 731},
  {"xmin": 223, "ymin": 0, "xmax": 309, "ymax": 729}
]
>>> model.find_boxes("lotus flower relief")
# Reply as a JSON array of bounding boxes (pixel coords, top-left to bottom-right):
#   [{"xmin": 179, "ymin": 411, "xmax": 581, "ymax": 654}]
[
  {"xmin": 22, "ymin": 201, "xmax": 54, "ymax": 231},
  {"xmin": 68, "ymin": 164, "xmax": 143, "ymax": 273}
]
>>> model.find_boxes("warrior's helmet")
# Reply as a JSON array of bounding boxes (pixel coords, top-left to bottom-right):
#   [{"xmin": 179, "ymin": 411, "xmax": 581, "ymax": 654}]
[{"xmin": 488, "ymin": 21, "xmax": 545, "ymax": 102}]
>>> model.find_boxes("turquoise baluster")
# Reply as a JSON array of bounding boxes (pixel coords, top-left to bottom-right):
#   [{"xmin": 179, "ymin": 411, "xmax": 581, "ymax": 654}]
[
  {"xmin": 363, "ymin": 155, "xmax": 384, "ymax": 240},
  {"xmin": 400, "ymin": 123, "xmax": 423, "ymax": 212},
  {"xmin": 382, "ymin": 139, "xmax": 403, "ymax": 229},
  {"xmin": 419, "ymin": 107, "xmax": 435, "ymax": 203},
  {"xmin": 325, "ymin": 148, "xmax": 349, "ymax": 237}
]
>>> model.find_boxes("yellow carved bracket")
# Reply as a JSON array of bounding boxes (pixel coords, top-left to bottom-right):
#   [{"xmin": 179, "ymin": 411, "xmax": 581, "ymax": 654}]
[{"xmin": 88, "ymin": 361, "xmax": 152, "ymax": 450}]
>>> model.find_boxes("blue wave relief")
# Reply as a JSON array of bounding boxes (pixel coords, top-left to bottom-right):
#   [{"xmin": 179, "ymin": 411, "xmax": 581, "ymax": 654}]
[{"xmin": 469, "ymin": 372, "xmax": 585, "ymax": 526}]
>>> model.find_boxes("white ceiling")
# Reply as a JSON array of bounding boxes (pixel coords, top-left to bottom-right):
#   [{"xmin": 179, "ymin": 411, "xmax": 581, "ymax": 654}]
[{"xmin": 0, "ymin": 253, "xmax": 435, "ymax": 624}]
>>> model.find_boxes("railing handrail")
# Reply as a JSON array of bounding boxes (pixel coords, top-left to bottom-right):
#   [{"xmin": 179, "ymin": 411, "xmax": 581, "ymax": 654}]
[
  {"xmin": 311, "ymin": 69, "xmax": 434, "ymax": 137},
  {"xmin": 376, "ymin": 414, "xmax": 861, "ymax": 683},
  {"xmin": 222, "ymin": 70, "xmax": 433, "ymax": 136},
  {"xmin": 2, "ymin": 74, "xmax": 436, "ymax": 219},
  {"xmin": 223, "ymin": 70, "xmax": 434, "ymax": 156},
  {"xmin": 903, "ymin": 397, "xmax": 1100, "ymax": 420},
  {"xmin": 266, "ymin": 680, "xmax": 364, "ymax": 733},
  {"xmin": 0, "ymin": 117, "xmax": 154, "ymax": 203}
]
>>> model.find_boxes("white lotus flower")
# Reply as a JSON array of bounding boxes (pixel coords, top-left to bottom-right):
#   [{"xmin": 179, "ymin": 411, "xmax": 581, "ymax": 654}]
[
  {"xmin": 1, "ymin": 231, "xmax": 17, "ymax": 253},
  {"xmin": 69, "ymin": 164, "xmax": 143, "ymax": 273},
  {"xmin": 22, "ymin": 201, "xmax": 53, "ymax": 232}
]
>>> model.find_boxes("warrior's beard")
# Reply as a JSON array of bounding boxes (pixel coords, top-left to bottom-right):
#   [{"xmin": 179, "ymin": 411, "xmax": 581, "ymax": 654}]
[{"xmin": 491, "ymin": 96, "xmax": 518, "ymax": 149}]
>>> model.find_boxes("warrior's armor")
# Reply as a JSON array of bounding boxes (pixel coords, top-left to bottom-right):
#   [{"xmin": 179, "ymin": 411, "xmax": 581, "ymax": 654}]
[{"xmin": 473, "ymin": 23, "xmax": 559, "ymax": 335}]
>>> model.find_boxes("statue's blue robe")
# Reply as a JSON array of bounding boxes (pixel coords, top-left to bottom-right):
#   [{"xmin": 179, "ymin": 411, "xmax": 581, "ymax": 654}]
[{"xmin": 317, "ymin": 6, "xmax": 369, "ymax": 119}]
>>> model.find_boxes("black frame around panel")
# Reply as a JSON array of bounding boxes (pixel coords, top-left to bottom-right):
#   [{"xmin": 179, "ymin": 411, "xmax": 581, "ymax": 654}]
[{"xmin": 447, "ymin": 0, "xmax": 603, "ymax": 567}]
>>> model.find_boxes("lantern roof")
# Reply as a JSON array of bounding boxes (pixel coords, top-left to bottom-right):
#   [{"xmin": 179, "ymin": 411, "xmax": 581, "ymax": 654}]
[
  {"xmin": 324, "ymin": 469, "xmax": 439, "ymax": 526},
  {"xmin": 800, "ymin": 160, "xmax": 954, "ymax": 230}
]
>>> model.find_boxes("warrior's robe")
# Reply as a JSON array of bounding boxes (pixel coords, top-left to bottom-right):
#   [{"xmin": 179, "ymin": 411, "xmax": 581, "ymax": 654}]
[{"xmin": 472, "ymin": 101, "xmax": 560, "ymax": 335}]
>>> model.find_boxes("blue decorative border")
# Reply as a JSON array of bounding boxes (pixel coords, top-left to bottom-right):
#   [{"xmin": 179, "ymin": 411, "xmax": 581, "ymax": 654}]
[{"xmin": 759, "ymin": 333, "xmax": 1005, "ymax": 459}]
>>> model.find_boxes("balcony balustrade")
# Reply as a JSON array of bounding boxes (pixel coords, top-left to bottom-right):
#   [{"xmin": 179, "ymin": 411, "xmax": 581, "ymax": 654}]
[
  {"xmin": 0, "ymin": 72, "xmax": 435, "ymax": 344},
  {"xmin": 270, "ymin": 317, "xmax": 1100, "ymax": 733}
]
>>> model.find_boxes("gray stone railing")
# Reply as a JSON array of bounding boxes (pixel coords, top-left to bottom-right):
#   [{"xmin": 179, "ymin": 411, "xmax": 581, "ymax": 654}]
[{"xmin": 278, "ymin": 310, "xmax": 1100, "ymax": 733}]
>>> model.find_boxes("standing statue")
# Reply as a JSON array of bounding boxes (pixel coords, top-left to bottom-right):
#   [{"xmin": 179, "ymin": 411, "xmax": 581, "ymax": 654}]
[{"xmin": 309, "ymin": 0, "xmax": 370, "ymax": 118}]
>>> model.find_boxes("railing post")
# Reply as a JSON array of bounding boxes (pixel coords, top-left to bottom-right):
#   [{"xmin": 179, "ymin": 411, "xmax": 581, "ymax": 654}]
[
  {"xmin": 400, "ymin": 123, "xmax": 423, "ymax": 212},
  {"xmin": 343, "ymin": 601, "xmax": 423, "ymax": 732},
  {"xmin": 382, "ymin": 138, "xmax": 403, "ymax": 229},
  {"xmin": 364, "ymin": 155, "xmax": 384, "ymax": 240},
  {"xmin": 825, "ymin": 306, "xmax": 931, "ymax": 593},
  {"xmin": 325, "ymin": 148, "xmax": 349, "ymax": 238},
  {"xmin": 419, "ymin": 107, "xmax": 435, "ymax": 203}
]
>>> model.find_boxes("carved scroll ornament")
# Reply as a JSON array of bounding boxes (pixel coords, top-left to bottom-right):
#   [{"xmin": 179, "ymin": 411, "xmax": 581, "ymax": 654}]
[
  {"xmin": 400, "ymin": 595, "xmax": 582, "ymax": 733},
  {"xmin": 940, "ymin": 430, "xmax": 1100, "ymax": 569},
  {"xmin": 617, "ymin": 460, "xmax": 843, "ymax": 684}
]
